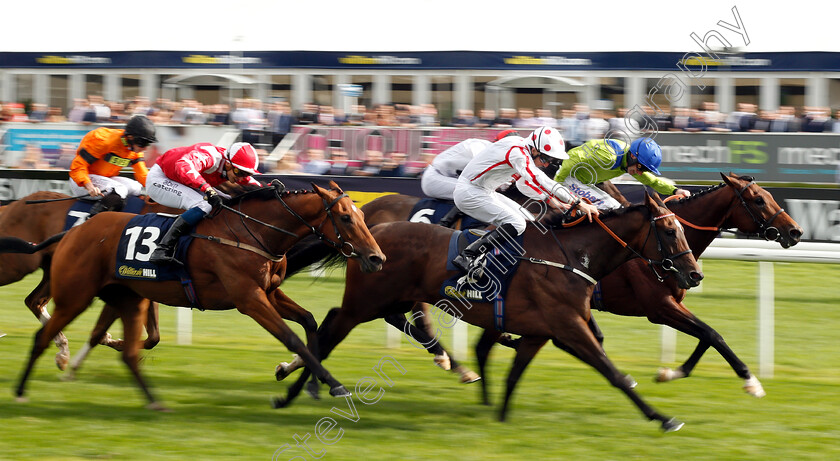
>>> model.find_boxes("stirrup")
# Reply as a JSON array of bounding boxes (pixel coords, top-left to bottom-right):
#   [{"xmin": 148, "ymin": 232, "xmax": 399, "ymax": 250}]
[
  {"xmin": 150, "ymin": 247, "xmax": 182, "ymax": 266},
  {"xmin": 452, "ymin": 253, "xmax": 473, "ymax": 272}
]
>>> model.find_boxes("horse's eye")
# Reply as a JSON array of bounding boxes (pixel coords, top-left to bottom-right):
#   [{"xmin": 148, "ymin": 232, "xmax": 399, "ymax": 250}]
[
  {"xmin": 755, "ymin": 197, "xmax": 765, "ymax": 206},
  {"xmin": 665, "ymin": 229, "xmax": 676, "ymax": 237},
  {"xmin": 341, "ymin": 214, "xmax": 352, "ymax": 223}
]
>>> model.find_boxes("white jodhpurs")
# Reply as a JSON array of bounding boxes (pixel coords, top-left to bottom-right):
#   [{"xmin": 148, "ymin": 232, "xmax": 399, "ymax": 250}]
[
  {"xmin": 68, "ymin": 175, "xmax": 143, "ymax": 199},
  {"xmin": 421, "ymin": 167, "xmax": 459, "ymax": 201},
  {"xmin": 453, "ymin": 182, "xmax": 530, "ymax": 235},
  {"xmin": 145, "ymin": 165, "xmax": 212, "ymax": 213}
]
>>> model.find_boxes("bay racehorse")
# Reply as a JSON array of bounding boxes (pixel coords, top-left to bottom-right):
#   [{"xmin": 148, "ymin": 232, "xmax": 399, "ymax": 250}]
[
  {"xmin": 278, "ymin": 193, "xmax": 703, "ymax": 431},
  {"xmin": 14, "ymin": 180, "xmax": 385, "ymax": 410},
  {"xmin": 0, "ymin": 191, "xmax": 180, "ymax": 369},
  {"xmin": 471, "ymin": 173, "xmax": 803, "ymax": 405}
]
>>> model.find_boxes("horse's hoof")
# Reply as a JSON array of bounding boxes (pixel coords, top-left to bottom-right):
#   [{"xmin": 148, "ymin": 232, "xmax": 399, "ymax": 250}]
[
  {"xmin": 624, "ymin": 374, "xmax": 638, "ymax": 389},
  {"xmin": 329, "ymin": 385, "xmax": 351, "ymax": 398},
  {"xmin": 743, "ymin": 376, "xmax": 766, "ymax": 398},
  {"xmin": 60, "ymin": 371, "xmax": 77, "ymax": 382},
  {"xmin": 434, "ymin": 353, "xmax": 451, "ymax": 371},
  {"xmin": 305, "ymin": 381, "xmax": 321, "ymax": 400},
  {"xmin": 656, "ymin": 367, "xmax": 685, "ymax": 383},
  {"xmin": 459, "ymin": 371, "xmax": 482, "ymax": 384},
  {"xmin": 15, "ymin": 396, "xmax": 29, "ymax": 403},
  {"xmin": 145, "ymin": 402, "xmax": 172, "ymax": 412},
  {"xmin": 55, "ymin": 352, "xmax": 69, "ymax": 371},
  {"xmin": 661, "ymin": 417, "xmax": 684, "ymax": 433},
  {"xmin": 275, "ymin": 363, "xmax": 291, "ymax": 381},
  {"xmin": 271, "ymin": 396, "xmax": 289, "ymax": 409}
]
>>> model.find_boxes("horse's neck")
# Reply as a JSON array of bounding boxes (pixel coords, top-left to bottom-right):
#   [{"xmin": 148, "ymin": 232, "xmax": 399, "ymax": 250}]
[
  {"xmin": 235, "ymin": 193, "xmax": 324, "ymax": 253},
  {"xmin": 668, "ymin": 187, "xmax": 736, "ymax": 255}
]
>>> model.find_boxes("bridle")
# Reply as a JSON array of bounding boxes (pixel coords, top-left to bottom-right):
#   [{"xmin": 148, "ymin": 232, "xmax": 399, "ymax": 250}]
[
  {"xmin": 668, "ymin": 179, "xmax": 786, "ymax": 242},
  {"xmin": 562, "ymin": 209, "xmax": 693, "ymax": 282},
  {"xmin": 219, "ymin": 181, "xmax": 358, "ymax": 259}
]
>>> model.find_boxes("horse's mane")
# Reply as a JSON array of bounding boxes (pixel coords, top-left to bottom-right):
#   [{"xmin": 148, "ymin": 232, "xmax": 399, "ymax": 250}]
[
  {"xmin": 671, "ymin": 175, "xmax": 754, "ymax": 205},
  {"xmin": 542, "ymin": 203, "xmax": 648, "ymax": 229},
  {"xmin": 225, "ymin": 184, "xmax": 315, "ymax": 206}
]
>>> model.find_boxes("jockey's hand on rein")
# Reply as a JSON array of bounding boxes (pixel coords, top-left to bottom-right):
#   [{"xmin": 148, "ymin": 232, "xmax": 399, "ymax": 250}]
[{"xmin": 204, "ymin": 188, "xmax": 223, "ymax": 208}]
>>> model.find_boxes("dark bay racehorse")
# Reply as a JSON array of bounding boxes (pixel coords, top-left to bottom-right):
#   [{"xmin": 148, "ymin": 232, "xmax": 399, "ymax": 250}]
[
  {"xmin": 0, "ymin": 191, "xmax": 180, "ymax": 369},
  {"xmin": 471, "ymin": 173, "xmax": 803, "ymax": 404},
  {"xmin": 14, "ymin": 181, "xmax": 385, "ymax": 410},
  {"xmin": 279, "ymin": 193, "xmax": 703, "ymax": 431}
]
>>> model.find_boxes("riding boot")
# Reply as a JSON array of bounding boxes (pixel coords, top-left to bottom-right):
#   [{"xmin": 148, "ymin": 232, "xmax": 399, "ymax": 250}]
[
  {"xmin": 438, "ymin": 206, "xmax": 463, "ymax": 228},
  {"xmin": 452, "ymin": 223, "xmax": 518, "ymax": 272},
  {"xmin": 149, "ymin": 215, "xmax": 194, "ymax": 265},
  {"xmin": 87, "ymin": 191, "xmax": 125, "ymax": 218}
]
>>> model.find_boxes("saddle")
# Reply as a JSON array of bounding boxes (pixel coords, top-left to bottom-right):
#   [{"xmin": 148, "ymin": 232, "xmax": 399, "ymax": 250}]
[
  {"xmin": 64, "ymin": 195, "xmax": 148, "ymax": 230},
  {"xmin": 409, "ymin": 198, "xmax": 486, "ymax": 230}
]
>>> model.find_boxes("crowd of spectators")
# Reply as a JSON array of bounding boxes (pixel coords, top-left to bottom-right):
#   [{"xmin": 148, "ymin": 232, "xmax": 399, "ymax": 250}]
[{"xmin": 4, "ymin": 96, "xmax": 840, "ymax": 176}]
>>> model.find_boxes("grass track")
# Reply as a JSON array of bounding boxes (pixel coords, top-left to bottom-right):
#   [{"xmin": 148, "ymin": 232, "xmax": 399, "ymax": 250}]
[{"xmin": 0, "ymin": 261, "xmax": 838, "ymax": 460}]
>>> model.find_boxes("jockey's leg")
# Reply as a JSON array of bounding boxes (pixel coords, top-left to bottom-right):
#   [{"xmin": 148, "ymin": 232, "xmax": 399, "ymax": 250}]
[
  {"xmin": 149, "ymin": 206, "xmax": 204, "ymax": 265},
  {"xmin": 452, "ymin": 222, "xmax": 518, "ymax": 272},
  {"xmin": 438, "ymin": 206, "xmax": 463, "ymax": 228},
  {"xmin": 87, "ymin": 191, "xmax": 125, "ymax": 217}
]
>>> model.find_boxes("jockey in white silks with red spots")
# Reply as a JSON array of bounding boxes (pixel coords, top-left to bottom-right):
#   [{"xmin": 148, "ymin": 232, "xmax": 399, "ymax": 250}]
[
  {"xmin": 451, "ymin": 126, "xmax": 599, "ymax": 272},
  {"xmin": 146, "ymin": 142, "xmax": 262, "ymax": 264}
]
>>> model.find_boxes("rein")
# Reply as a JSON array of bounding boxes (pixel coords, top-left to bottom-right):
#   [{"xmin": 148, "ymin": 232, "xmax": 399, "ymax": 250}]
[{"xmin": 214, "ymin": 182, "xmax": 356, "ymax": 259}]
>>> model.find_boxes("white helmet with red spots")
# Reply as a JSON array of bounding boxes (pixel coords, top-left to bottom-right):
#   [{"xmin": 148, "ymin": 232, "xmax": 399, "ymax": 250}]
[
  {"xmin": 225, "ymin": 142, "xmax": 259, "ymax": 175},
  {"xmin": 527, "ymin": 126, "xmax": 568, "ymax": 160}
]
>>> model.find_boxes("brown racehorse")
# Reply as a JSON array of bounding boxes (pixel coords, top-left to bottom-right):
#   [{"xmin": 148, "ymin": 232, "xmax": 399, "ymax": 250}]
[
  {"xmin": 0, "ymin": 191, "xmax": 180, "ymax": 369},
  {"xmin": 14, "ymin": 181, "xmax": 385, "ymax": 410},
  {"xmin": 470, "ymin": 173, "xmax": 804, "ymax": 407},
  {"xmin": 278, "ymin": 193, "xmax": 703, "ymax": 432}
]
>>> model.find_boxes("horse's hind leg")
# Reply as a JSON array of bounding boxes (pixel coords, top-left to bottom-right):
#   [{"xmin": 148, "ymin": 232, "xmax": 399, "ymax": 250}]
[
  {"xmin": 15, "ymin": 296, "xmax": 91, "ymax": 401},
  {"xmin": 651, "ymin": 299, "xmax": 762, "ymax": 397},
  {"xmin": 498, "ymin": 336, "xmax": 546, "ymax": 421},
  {"xmin": 64, "ymin": 304, "xmax": 123, "ymax": 381},
  {"xmin": 24, "ymin": 272, "xmax": 69, "ymax": 371}
]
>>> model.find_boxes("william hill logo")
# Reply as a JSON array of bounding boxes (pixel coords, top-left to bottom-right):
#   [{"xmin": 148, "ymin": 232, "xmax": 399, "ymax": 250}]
[
  {"xmin": 118, "ymin": 265, "xmax": 157, "ymax": 279},
  {"xmin": 444, "ymin": 285, "xmax": 482, "ymax": 300}
]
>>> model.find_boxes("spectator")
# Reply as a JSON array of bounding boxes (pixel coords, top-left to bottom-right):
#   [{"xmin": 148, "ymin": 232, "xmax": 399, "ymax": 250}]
[
  {"xmin": 801, "ymin": 106, "xmax": 831, "ymax": 132},
  {"xmin": 318, "ymin": 105, "xmax": 337, "ymax": 126},
  {"xmin": 46, "ymin": 106, "xmax": 66, "ymax": 122},
  {"xmin": 726, "ymin": 103, "xmax": 757, "ymax": 132},
  {"xmin": 514, "ymin": 108, "xmax": 539, "ymax": 128},
  {"xmin": 534, "ymin": 108, "xmax": 557, "ymax": 127},
  {"xmin": 609, "ymin": 107, "xmax": 640, "ymax": 135},
  {"xmin": 88, "ymin": 95, "xmax": 111, "ymax": 122},
  {"xmin": 494, "ymin": 108, "xmax": 516, "ymax": 127},
  {"xmin": 394, "ymin": 104, "xmax": 414, "ymax": 126},
  {"xmin": 417, "ymin": 104, "xmax": 439, "ymax": 126},
  {"xmin": 16, "ymin": 144, "xmax": 50, "ymax": 169},
  {"xmin": 346, "ymin": 104, "xmax": 367, "ymax": 126},
  {"xmin": 353, "ymin": 150, "xmax": 383, "ymax": 176},
  {"xmin": 379, "ymin": 152, "xmax": 407, "ymax": 177},
  {"xmin": 108, "ymin": 102, "xmax": 129, "ymax": 122},
  {"xmin": 585, "ymin": 110, "xmax": 610, "ymax": 139},
  {"xmin": 27, "ymin": 103, "xmax": 48, "ymax": 122},
  {"xmin": 327, "ymin": 150, "xmax": 355, "ymax": 175},
  {"xmin": 771, "ymin": 105, "xmax": 798, "ymax": 132},
  {"xmin": 752, "ymin": 110, "xmax": 775, "ymax": 132},
  {"xmin": 267, "ymin": 101, "xmax": 295, "ymax": 146},
  {"xmin": 6, "ymin": 103, "xmax": 29, "ymax": 122},
  {"xmin": 274, "ymin": 154, "xmax": 302, "ymax": 174},
  {"xmin": 54, "ymin": 143, "xmax": 76, "ymax": 169},
  {"xmin": 297, "ymin": 102, "xmax": 319, "ymax": 125},
  {"xmin": 451, "ymin": 109, "xmax": 477, "ymax": 127},
  {"xmin": 669, "ymin": 107, "xmax": 693, "ymax": 131},
  {"xmin": 476, "ymin": 108, "xmax": 496, "ymax": 127},
  {"xmin": 685, "ymin": 109, "xmax": 709, "ymax": 132},
  {"xmin": 374, "ymin": 104, "xmax": 398, "ymax": 126},
  {"xmin": 208, "ymin": 104, "xmax": 231, "ymax": 126},
  {"xmin": 301, "ymin": 149, "xmax": 331, "ymax": 175}
]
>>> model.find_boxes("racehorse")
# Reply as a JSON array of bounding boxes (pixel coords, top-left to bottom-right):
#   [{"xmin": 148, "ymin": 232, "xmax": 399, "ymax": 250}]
[
  {"xmin": 470, "ymin": 173, "xmax": 803, "ymax": 406},
  {"xmin": 0, "ymin": 191, "xmax": 180, "ymax": 369},
  {"xmin": 14, "ymin": 180, "xmax": 385, "ymax": 410},
  {"xmin": 278, "ymin": 193, "xmax": 703, "ymax": 431}
]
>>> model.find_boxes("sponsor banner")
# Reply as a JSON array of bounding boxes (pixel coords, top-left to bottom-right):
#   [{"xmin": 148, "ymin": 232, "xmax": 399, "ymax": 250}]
[
  {"xmin": 1, "ymin": 172, "xmax": 836, "ymax": 242},
  {"xmin": 2, "ymin": 51, "xmax": 838, "ymax": 71}
]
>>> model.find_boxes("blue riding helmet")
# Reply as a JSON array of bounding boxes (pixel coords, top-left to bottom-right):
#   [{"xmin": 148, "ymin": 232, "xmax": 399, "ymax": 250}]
[{"xmin": 629, "ymin": 137, "xmax": 662, "ymax": 175}]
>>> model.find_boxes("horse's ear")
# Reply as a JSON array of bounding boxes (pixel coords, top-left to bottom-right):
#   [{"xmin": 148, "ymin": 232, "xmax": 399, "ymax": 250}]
[
  {"xmin": 646, "ymin": 190, "xmax": 665, "ymax": 207},
  {"xmin": 720, "ymin": 172, "xmax": 737, "ymax": 188},
  {"xmin": 310, "ymin": 182, "xmax": 327, "ymax": 196},
  {"xmin": 328, "ymin": 180, "xmax": 344, "ymax": 193}
]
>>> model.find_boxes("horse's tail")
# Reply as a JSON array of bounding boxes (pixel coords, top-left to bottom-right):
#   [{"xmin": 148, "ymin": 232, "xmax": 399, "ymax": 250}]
[
  {"xmin": 0, "ymin": 231, "xmax": 68, "ymax": 254},
  {"xmin": 285, "ymin": 234, "xmax": 347, "ymax": 278}
]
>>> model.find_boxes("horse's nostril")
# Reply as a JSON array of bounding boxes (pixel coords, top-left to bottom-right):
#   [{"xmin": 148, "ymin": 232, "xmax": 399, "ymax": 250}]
[
  {"xmin": 790, "ymin": 228, "xmax": 803, "ymax": 240},
  {"xmin": 368, "ymin": 255, "xmax": 384, "ymax": 266},
  {"xmin": 690, "ymin": 271, "xmax": 704, "ymax": 282}
]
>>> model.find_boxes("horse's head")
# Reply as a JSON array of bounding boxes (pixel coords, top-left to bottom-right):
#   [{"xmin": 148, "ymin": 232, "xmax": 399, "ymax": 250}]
[
  {"xmin": 312, "ymin": 181, "xmax": 385, "ymax": 273},
  {"xmin": 642, "ymin": 193, "xmax": 704, "ymax": 289},
  {"xmin": 721, "ymin": 173, "xmax": 803, "ymax": 248}
]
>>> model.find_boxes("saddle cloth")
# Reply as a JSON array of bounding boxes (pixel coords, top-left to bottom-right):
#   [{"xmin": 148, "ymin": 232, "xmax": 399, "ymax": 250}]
[
  {"xmin": 114, "ymin": 213, "xmax": 194, "ymax": 282},
  {"xmin": 409, "ymin": 198, "xmax": 486, "ymax": 230},
  {"xmin": 64, "ymin": 195, "xmax": 148, "ymax": 231}
]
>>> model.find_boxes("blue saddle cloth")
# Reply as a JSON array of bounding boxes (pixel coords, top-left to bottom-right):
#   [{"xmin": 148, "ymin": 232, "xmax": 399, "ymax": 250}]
[
  {"xmin": 114, "ymin": 213, "xmax": 193, "ymax": 282},
  {"xmin": 64, "ymin": 195, "xmax": 148, "ymax": 231},
  {"xmin": 440, "ymin": 229, "xmax": 525, "ymax": 331},
  {"xmin": 409, "ymin": 198, "xmax": 486, "ymax": 230}
]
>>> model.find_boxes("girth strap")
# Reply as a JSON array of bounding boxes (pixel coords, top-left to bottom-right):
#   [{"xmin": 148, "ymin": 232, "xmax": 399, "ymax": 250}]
[{"xmin": 190, "ymin": 233, "xmax": 284, "ymax": 262}]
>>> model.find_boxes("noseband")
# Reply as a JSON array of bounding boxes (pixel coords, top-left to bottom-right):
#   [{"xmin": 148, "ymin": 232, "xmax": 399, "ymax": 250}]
[{"xmin": 734, "ymin": 180, "xmax": 785, "ymax": 241}]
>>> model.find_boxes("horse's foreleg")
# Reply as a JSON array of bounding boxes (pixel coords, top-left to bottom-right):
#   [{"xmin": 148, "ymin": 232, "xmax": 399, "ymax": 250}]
[
  {"xmin": 25, "ymin": 273, "xmax": 68, "ymax": 371},
  {"xmin": 498, "ymin": 336, "xmax": 546, "ymax": 422},
  {"xmin": 475, "ymin": 329, "xmax": 502, "ymax": 406},
  {"xmin": 268, "ymin": 289, "xmax": 319, "ymax": 381},
  {"xmin": 554, "ymin": 314, "xmax": 683, "ymax": 432},
  {"xmin": 143, "ymin": 302, "xmax": 161, "ymax": 350},
  {"xmin": 63, "ymin": 304, "xmax": 122, "ymax": 381},
  {"xmin": 652, "ymin": 299, "xmax": 762, "ymax": 397},
  {"xmin": 238, "ymin": 294, "xmax": 348, "ymax": 399}
]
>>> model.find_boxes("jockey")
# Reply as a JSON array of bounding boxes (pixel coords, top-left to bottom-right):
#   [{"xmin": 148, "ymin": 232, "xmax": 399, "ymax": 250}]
[
  {"xmin": 421, "ymin": 129, "xmax": 518, "ymax": 227},
  {"xmin": 452, "ymin": 126, "xmax": 599, "ymax": 272},
  {"xmin": 68, "ymin": 115, "xmax": 157, "ymax": 216},
  {"xmin": 147, "ymin": 142, "xmax": 262, "ymax": 265},
  {"xmin": 553, "ymin": 137, "xmax": 691, "ymax": 210}
]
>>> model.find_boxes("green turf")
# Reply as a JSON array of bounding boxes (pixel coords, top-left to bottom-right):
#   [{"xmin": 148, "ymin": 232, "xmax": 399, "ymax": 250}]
[{"xmin": 1, "ymin": 261, "xmax": 838, "ymax": 460}]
